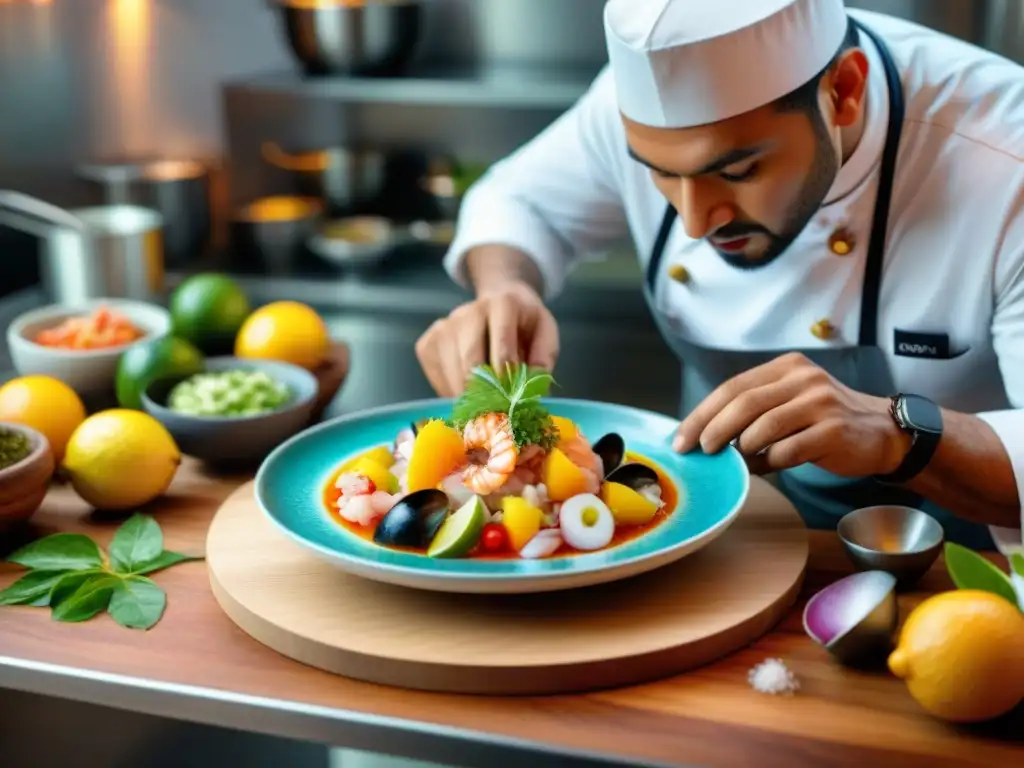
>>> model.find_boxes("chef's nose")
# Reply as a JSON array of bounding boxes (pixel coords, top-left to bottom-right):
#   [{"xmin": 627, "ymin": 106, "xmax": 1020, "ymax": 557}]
[{"xmin": 678, "ymin": 177, "xmax": 734, "ymax": 239}]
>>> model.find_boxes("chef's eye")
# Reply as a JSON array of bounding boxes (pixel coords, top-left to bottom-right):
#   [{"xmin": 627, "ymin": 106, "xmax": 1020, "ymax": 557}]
[
  {"xmin": 720, "ymin": 162, "xmax": 759, "ymax": 183},
  {"xmin": 652, "ymin": 168, "xmax": 678, "ymax": 180}
]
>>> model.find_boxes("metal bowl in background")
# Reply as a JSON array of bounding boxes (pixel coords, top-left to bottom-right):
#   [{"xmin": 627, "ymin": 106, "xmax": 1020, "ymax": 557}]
[
  {"xmin": 308, "ymin": 215, "xmax": 396, "ymax": 270},
  {"xmin": 262, "ymin": 142, "xmax": 386, "ymax": 215},
  {"xmin": 837, "ymin": 505, "xmax": 945, "ymax": 590},
  {"xmin": 272, "ymin": 0, "xmax": 424, "ymax": 77},
  {"xmin": 230, "ymin": 195, "xmax": 324, "ymax": 274}
]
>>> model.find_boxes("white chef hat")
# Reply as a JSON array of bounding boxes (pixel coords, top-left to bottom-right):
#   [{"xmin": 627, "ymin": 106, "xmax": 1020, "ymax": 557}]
[{"xmin": 604, "ymin": 0, "xmax": 850, "ymax": 128}]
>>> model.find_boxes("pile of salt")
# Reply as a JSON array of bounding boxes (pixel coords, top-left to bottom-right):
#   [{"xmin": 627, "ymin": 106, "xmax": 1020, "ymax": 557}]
[{"xmin": 747, "ymin": 658, "xmax": 799, "ymax": 695}]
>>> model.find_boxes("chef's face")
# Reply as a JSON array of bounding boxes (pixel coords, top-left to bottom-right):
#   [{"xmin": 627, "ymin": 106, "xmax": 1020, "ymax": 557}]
[{"xmin": 623, "ymin": 49, "xmax": 869, "ymax": 269}]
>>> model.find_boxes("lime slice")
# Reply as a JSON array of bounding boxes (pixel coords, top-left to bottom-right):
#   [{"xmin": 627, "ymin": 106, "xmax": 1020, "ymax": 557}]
[
  {"xmin": 945, "ymin": 542, "xmax": 1018, "ymax": 606},
  {"xmin": 427, "ymin": 495, "xmax": 487, "ymax": 559}
]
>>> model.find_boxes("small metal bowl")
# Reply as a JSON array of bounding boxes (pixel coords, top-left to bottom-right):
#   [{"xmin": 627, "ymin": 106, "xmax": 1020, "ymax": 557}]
[
  {"xmin": 803, "ymin": 570, "xmax": 899, "ymax": 668},
  {"xmin": 838, "ymin": 505, "xmax": 944, "ymax": 589},
  {"xmin": 308, "ymin": 215, "xmax": 396, "ymax": 269}
]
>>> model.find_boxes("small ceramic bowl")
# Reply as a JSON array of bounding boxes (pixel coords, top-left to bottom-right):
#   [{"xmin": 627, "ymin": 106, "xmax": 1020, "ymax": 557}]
[
  {"xmin": 140, "ymin": 356, "xmax": 318, "ymax": 466},
  {"xmin": 7, "ymin": 298, "xmax": 172, "ymax": 402},
  {"xmin": 838, "ymin": 505, "xmax": 944, "ymax": 589},
  {"xmin": 0, "ymin": 422, "xmax": 56, "ymax": 532},
  {"xmin": 803, "ymin": 570, "xmax": 899, "ymax": 668}
]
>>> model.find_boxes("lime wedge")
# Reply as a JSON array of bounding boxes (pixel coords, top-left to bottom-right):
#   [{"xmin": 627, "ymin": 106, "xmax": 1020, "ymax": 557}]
[
  {"xmin": 1011, "ymin": 553, "xmax": 1024, "ymax": 578},
  {"xmin": 427, "ymin": 495, "xmax": 487, "ymax": 559},
  {"xmin": 944, "ymin": 542, "xmax": 1018, "ymax": 606}
]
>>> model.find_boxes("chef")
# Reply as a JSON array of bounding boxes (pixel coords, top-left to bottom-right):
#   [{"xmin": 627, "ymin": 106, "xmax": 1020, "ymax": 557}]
[{"xmin": 414, "ymin": 0, "xmax": 1024, "ymax": 552}]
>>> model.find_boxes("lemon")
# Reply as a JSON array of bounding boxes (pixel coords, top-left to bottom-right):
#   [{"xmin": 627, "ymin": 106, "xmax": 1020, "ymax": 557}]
[
  {"xmin": 0, "ymin": 375, "xmax": 87, "ymax": 463},
  {"xmin": 888, "ymin": 589, "xmax": 1024, "ymax": 723},
  {"xmin": 235, "ymin": 301, "xmax": 329, "ymax": 371},
  {"xmin": 63, "ymin": 409, "xmax": 181, "ymax": 511}
]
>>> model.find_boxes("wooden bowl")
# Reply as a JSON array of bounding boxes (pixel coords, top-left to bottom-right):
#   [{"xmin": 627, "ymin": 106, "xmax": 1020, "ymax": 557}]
[
  {"xmin": 0, "ymin": 422, "xmax": 56, "ymax": 532},
  {"xmin": 310, "ymin": 340, "xmax": 350, "ymax": 423}
]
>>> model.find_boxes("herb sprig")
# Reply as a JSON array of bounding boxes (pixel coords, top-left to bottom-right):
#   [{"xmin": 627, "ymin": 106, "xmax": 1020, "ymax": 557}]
[
  {"xmin": 448, "ymin": 363, "xmax": 559, "ymax": 449},
  {"xmin": 0, "ymin": 513, "xmax": 202, "ymax": 630}
]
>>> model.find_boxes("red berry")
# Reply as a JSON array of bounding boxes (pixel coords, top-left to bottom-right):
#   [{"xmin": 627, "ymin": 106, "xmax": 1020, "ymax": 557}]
[{"xmin": 481, "ymin": 523, "xmax": 507, "ymax": 552}]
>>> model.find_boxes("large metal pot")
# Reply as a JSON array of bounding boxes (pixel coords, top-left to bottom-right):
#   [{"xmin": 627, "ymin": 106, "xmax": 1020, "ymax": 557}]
[
  {"xmin": 0, "ymin": 190, "xmax": 164, "ymax": 305},
  {"xmin": 76, "ymin": 158, "xmax": 212, "ymax": 268},
  {"xmin": 271, "ymin": 0, "xmax": 423, "ymax": 76}
]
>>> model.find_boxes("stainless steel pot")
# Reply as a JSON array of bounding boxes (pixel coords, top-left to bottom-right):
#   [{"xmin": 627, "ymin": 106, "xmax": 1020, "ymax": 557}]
[
  {"xmin": 271, "ymin": 0, "xmax": 423, "ymax": 76},
  {"xmin": 0, "ymin": 190, "xmax": 165, "ymax": 305},
  {"xmin": 262, "ymin": 142, "xmax": 385, "ymax": 214},
  {"xmin": 76, "ymin": 158, "xmax": 213, "ymax": 268}
]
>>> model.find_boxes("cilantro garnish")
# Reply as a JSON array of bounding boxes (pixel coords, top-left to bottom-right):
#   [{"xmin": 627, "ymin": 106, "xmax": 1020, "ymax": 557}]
[{"xmin": 448, "ymin": 363, "xmax": 558, "ymax": 450}]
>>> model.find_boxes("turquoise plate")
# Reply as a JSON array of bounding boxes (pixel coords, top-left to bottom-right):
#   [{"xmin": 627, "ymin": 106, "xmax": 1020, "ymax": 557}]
[{"xmin": 255, "ymin": 398, "xmax": 750, "ymax": 594}]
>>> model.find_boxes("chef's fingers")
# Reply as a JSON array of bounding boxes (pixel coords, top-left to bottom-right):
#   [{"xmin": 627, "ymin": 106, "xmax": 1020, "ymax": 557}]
[
  {"xmin": 675, "ymin": 358, "xmax": 821, "ymax": 452},
  {"xmin": 686, "ymin": 375, "xmax": 811, "ymax": 454},
  {"xmin": 525, "ymin": 307, "xmax": 559, "ymax": 371},
  {"xmin": 757, "ymin": 422, "xmax": 832, "ymax": 473},
  {"xmin": 486, "ymin": 293, "xmax": 522, "ymax": 371},
  {"xmin": 452, "ymin": 303, "xmax": 488, "ymax": 381},
  {"xmin": 415, "ymin": 320, "xmax": 451, "ymax": 396},
  {"xmin": 439, "ymin": 332, "xmax": 469, "ymax": 396},
  {"xmin": 733, "ymin": 393, "xmax": 821, "ymax": 456}
]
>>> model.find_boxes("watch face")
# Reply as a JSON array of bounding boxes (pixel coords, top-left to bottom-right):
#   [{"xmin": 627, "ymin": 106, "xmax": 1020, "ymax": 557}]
[{"xmin": 899, "ymin": 394, "xmax": 943, "ymax": 434}]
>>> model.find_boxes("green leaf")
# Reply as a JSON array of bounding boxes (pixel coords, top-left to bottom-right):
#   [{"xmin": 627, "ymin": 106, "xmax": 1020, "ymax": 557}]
[
  {"xmin": 7, "ymin": 533, "xmax": 103, "ymax": 572},
  {"xmin": 131, "ymin": 550, "xmax": 201, "ymax": 575},
  {"xmin": 109, "ymin": 514, "xmax": 163, "ymax": 574},
  {"xmin": 108, "ymin": 576, "xmax": 166, "ymax": 630},
  {"xmin": 944, "ymin": 542, "xmax": 1018, "ymax": 606},
  {"xmin": 0, "ymin": 570, "xmax": 71, "ymax": 606},
  {"xmin": 1011, "ymin": 553, "xmax": 1024, "ymax": 578},
  {"xmin": 49, "ymin": 570, "xmax": 105, "ymax": 609},
  {"xmin": 51, "ymin": 573, "xmax": 120, "ymax": 623}
]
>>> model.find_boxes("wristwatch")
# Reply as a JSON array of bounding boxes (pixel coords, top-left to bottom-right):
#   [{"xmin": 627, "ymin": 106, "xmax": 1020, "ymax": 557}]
[{"xmin": 874, "ymin": 393, "xmax": 944, "ymax": 484}]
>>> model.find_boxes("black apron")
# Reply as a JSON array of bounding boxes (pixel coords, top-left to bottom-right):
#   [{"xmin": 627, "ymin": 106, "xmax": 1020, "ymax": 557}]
[{"xmin": 642, "ymin": 20, "xmax": 994, "ymax": 549}]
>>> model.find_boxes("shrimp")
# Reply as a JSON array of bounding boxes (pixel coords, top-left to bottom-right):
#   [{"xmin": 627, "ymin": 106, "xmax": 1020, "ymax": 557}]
[
  {"xmin": 335, "ymin": 472, "xmax": 400, "ymax": 526},
  {"xmin": 461, "ymin": 413, "xmax": 519, "ymax": 495}
]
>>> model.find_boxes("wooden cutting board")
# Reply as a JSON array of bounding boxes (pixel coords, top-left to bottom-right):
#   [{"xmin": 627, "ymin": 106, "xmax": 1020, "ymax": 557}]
[{"xmin": 206, "ymin": 477, "xmax": 809, "ymax": 695}]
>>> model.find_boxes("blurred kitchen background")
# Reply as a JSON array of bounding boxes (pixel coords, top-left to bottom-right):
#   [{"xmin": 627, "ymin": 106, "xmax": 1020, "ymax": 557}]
[{"xmin": 1, "ymin": 0, "xmax": 1021, "ymax": 417}]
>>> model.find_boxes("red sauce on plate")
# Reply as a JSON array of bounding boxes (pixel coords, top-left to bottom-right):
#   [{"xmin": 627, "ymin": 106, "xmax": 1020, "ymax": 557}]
[{"xmin": 323, "ymin": 448, "xmax": 679, "ymax": 560}]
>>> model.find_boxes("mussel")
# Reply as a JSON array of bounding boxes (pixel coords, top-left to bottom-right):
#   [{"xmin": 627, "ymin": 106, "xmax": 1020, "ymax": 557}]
[
  {"xmin": 410, "ymin": 418, "xmax": 430, "ymax": 435},
  {"xmin": 373, "ymin": 489, "xmax": 450, "ymax": 549},
  {"xmin": 592, "ymin": 432, "xmax": 625, "ymax": 478},
  {"xmin": 606, "ymin": 462, "xmax": 659, "ymax": 491}
]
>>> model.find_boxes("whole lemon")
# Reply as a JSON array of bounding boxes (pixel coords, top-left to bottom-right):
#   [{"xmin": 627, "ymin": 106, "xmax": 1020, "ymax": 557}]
[
  {"xmin": 888, "ymin": 589, "xmax": 1024, "ymax": 723},
  {"xmin": 234, "ymin": 301, "xmax": 329, "ymax": 371},
  {"xmin": 0, "ymin": 375, "xmax": 87, "ymax": 462},
  {"xmin": 62, "ymin": 409, "xmax": 181, "ymax": 511}
]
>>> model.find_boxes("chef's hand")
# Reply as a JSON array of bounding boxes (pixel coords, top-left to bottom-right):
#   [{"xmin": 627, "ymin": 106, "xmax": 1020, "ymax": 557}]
[
  {"xmin": 672, "ymin": 352, "xmax": 912, "ymax": 477},
  {"xmin": 415, "ymin": 280, "xmax": 560, "ymax": 397}
]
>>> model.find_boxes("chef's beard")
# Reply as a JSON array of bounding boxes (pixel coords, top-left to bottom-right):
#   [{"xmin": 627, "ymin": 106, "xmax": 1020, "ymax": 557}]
[{"xmin": 711, "ymin": 113, "xmax": 840, "ymax": 270}]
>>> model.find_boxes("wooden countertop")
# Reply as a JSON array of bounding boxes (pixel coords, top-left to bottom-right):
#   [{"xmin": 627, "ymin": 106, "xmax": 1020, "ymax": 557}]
[{"xmin": 0, "ymin": 459, "xmax": 1021, "ymax": 768}]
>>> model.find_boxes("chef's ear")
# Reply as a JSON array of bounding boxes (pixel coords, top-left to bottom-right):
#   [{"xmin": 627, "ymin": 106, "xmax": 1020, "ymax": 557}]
[{"xmin": 827, "ymin": 49, "xmax": 870, "ymax": 128}]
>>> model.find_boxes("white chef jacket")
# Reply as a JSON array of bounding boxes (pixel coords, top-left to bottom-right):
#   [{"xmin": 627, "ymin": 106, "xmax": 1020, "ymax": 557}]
[{"xmin": 442, "ymin": 9, "xmax": 1024, "ymax": 552}]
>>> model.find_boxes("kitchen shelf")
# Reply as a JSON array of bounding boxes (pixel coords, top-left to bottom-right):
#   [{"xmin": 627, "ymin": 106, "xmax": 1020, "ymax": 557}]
[{"xmin": 223, "ymin": 62, "xmax": 601, "ymax": 110}]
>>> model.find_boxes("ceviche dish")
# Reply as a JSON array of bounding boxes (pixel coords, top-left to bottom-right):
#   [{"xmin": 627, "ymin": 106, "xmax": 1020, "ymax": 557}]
[{"xmin": 322, "ymin": 365, "xmax": 679, "ymax": 560}]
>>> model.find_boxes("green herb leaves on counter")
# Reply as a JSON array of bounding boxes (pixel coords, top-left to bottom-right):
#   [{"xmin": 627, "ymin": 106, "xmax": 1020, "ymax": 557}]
[{"xmin": 0, "ymin": 513, "xmax": 202, "ymax": 630}]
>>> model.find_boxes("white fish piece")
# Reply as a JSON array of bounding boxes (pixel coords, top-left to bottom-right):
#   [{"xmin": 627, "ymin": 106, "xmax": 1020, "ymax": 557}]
[{"xmin": 519, "ymin": 529, "xmax": 563, "ymax": 559}]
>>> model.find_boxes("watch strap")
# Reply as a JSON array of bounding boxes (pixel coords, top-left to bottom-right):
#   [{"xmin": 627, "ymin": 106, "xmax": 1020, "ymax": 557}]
[{"xmin": 874, "ymin": 395, "xmax": 943, "ymax": 484}]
